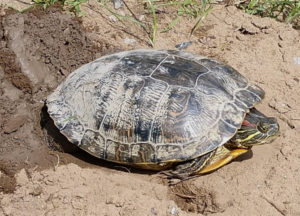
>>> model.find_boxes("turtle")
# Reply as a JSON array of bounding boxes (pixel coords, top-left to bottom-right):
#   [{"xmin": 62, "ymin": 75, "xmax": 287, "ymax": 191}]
[{"xmin": 46, "ymin": 49, "xmax": 279, "ymax": 179}]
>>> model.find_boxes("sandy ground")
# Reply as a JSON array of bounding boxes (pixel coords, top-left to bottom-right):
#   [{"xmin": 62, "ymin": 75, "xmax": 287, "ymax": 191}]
[{"xmin": 0, "ymin": 0, "xmax": 299, "ymax": 215}]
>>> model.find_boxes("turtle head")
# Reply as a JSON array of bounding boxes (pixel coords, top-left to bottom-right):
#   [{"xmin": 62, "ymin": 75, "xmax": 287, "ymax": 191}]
[{"xmin": 230, "ymin": 108, "xmax": 279, "ymax": 148}]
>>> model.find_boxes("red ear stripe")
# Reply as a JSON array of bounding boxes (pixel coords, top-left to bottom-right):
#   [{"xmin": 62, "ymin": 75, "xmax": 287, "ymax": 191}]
[{"xmin": 242, "ymin": 120, "xmax": 256, "ymax": 127}]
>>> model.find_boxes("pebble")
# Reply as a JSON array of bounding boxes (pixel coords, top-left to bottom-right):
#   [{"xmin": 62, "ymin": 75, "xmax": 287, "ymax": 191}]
[
  {"xmin": 151, "ymin": 207, "xmax": 158, "ymax": 215},
  {"xmin": 293, "ymin": 57, "xmax": 300, "ymax": 65},
  {"xmin": 63, "ymin": 27, "xmax": 71, "ymax": 36},
  {"xmin": 3, "ymin": 114, "xmax": 27, "ymax": 134},
  {"xmin": 0, "ymin": 7, "xmax": 5, "ymax": 17},
  {"xmin": 113, "ymin": 0, "xmax": 124, "ymax": 9},
  {"xmin": 109, "ymin": 15, "xmax": 118, "ymax": 22},
  {"xmin": 29, "ymin": 186, "xmax": 43, "ymax": 196},
  {"xmin": 175, "ymin": 41, "xmax": 193, "ymax": 50},
  {"xmin": 170, "ymin": 207, "xmax": 177, "ymax": 215},
  {"xmin": 16, "ymin": 169, "xmax": 30, "ymax": 186},
  {"xmin": 138, "ymin": 15, "xmax": 145, "ymax": 21},
  {"xmin": 124, "ymin": 38, "xmax": 137, "ymax": 46}
]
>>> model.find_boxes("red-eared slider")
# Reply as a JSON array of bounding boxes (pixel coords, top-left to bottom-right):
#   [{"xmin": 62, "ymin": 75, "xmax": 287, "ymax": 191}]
[{"xmin": 46, "ymin": 49, "xmax": 279, "ymax": 179}]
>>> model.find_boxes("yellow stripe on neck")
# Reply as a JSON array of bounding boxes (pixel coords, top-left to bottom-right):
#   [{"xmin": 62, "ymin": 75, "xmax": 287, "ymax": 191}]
[{"xmin": 235, "ymin": 131, "xmax": 260, "ymax": 143}]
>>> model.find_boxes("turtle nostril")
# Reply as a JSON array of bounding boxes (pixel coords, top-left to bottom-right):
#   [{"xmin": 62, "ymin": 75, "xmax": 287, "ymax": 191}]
[{"xmin": 274, "ymin": 122, "xmax": 280, "ymax": 133}]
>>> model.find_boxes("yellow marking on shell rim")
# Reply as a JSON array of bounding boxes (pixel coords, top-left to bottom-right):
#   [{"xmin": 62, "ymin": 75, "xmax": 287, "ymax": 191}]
[
  {"xmin": 133, "ymin": 159, "xmax": 178, "ymax": 170},
  {"xmin": 133, "ymin": 162, "xmax": 174, "ymax": 170},
  {"xmin": 199, "ymin": 148, "xmax": 249, "ymax": 174},
  {"xmin": 235, "ymin": 131, "xmax": 260, "ymax": 143},
  {"xmin": 127, "ymin": 128, "xmax": 131, "ymax": 138},
  {"xmin": 115, "ymin": 146, "xmax": 120, "ymax": 161},
  {"xmin": 139, "ymin": 150, "xmax": 146, "ymax": 162}
]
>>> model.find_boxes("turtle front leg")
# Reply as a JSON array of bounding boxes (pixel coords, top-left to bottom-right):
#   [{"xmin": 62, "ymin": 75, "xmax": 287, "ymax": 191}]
[
  {"xmin": 198, "ymin": 146, "xmax": 249, "ymax": 174},
  {"xmin": 165, "ymin": 146, "xmax": 249, "ymax": 180},
  {"xmin": 163, "ymin": 151, "xmax": 213, "ymax": 180}
]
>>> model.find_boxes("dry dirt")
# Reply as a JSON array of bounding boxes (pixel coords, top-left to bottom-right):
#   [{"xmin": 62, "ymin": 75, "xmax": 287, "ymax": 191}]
[{"xmin": 0, "ymin": 0, "xmax": 299, "ymax": 215}]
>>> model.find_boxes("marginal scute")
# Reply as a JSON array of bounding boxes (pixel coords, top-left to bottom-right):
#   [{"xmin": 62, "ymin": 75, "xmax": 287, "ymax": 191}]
[
  {"xmin": 207, "ymin": 130, "xmax": 223, "ymax": 149},
  {"xmin": 131, "ymin": 143, "xmax": 156, "ymax": 163},
  {"xmin": 156, "ymin": 144, "xmax": 182, "ymax": 161},
  {"xmin": 247, "ymin": 84, "xmax": 265, "ymax": 100},
  {"xmin": 233, "ymin": 99, "xmax": 248, "ymax": 110},
  {"xmin": 81, "ymin": 129, "xmax": 106, "ymax": 158},
  {"xmin": 46, "ymin": 49, "xmax": 265, "ymax": 165},
  {"xmin": 106, "ymin": 140, "xmax": 131, "ymax": 162},
  {"xmin": 47, "ymin": 101, "xmax": 73, "ymax": 129},
  {"xmin": 182, "ymin": 137, "xmax": 212, "ymax": 159},
  {"xmin": 60, "ymin": 117, "xmax": 84, "ymax": 145},
  {"xmin": 236, "ymin": 89, "xmax": 262, "ymax": 108}
]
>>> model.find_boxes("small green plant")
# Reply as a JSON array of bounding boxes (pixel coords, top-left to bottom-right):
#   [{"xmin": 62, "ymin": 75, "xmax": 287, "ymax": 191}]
[
  {"xmin": 97, "ymin": 1, "xmax": 149, "ymax": 38},
  {"xmin": 29, "ymin": 0, "xmax": 87, "ymax": 15},
  {"xmin": 150, "ymin": 0, "xmax": 213, "ymax": 41},
  {"xmin": 21, "ymin": 0, "xmax": 213, "ymax": 46},
  {"xmin": 158, "ymin": 0, "xmax": 212, "ymax": 35},
  {"xmin": 147, "ymin": 0, "xmax": 158, "ymax": 46},
  {"xmin": 99, "ymin": 0, "xmax": 213, "ymax": 46},
  {"xmin": 33, "ymin": 0, "xmax": 59, "ymax": 9},
  {"xmin": 64, "ymin": 0, "xmax": 87, "ymax": 16},
  {"xmin": 240, "ymin": 0, "xmax": 300, "ymax": 28}
]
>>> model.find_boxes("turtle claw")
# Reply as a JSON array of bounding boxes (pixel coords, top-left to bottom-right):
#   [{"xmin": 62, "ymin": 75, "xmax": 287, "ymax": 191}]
[
  {"xmin": 160, "ymin": 170, "xmax": 181, "ymax": 178},
  {"xmin": 159, "ymin": 170, "xmax": 196, "ymax": 186},
  {"xmin": 168, "ymin": 178, "xmax": 182, "ymax": 185},
  {"xmin": 158, "ymin": 171, "xmax": 185, "ymax": 185}
]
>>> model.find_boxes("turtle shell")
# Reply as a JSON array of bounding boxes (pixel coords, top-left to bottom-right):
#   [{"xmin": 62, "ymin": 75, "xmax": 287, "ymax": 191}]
[{"xmin": 46, "ymin": 49, "xmax": 264, "ymax": 164}]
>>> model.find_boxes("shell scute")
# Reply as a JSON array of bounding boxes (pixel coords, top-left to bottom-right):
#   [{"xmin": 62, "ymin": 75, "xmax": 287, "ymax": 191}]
[
  {"xmin": 131, "ymin": 143, "xmax": 156, "ymax": 163},
  {"xmin": 116, "ymin": 51, "xmax": 168, "ymax": 76},
  {"xmin": 152, "ymin": 55, "xmax": 208, "ymax": 87},
  {"xmin": 221, "ymin": 103, "xmax": 245, "ymax": 128},
  {"xmin": 106, "ymin": 140, "xmax": 131, "ymax": 163},
  {"xmin": 81, "ymin": 129, "xmax": 106, "ymax": 158}
]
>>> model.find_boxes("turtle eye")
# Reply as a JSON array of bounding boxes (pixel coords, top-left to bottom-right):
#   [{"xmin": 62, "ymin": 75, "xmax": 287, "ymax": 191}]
[{"xmin": 257, "ymin": 122, "xmax": 270, "ymax": 133}]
